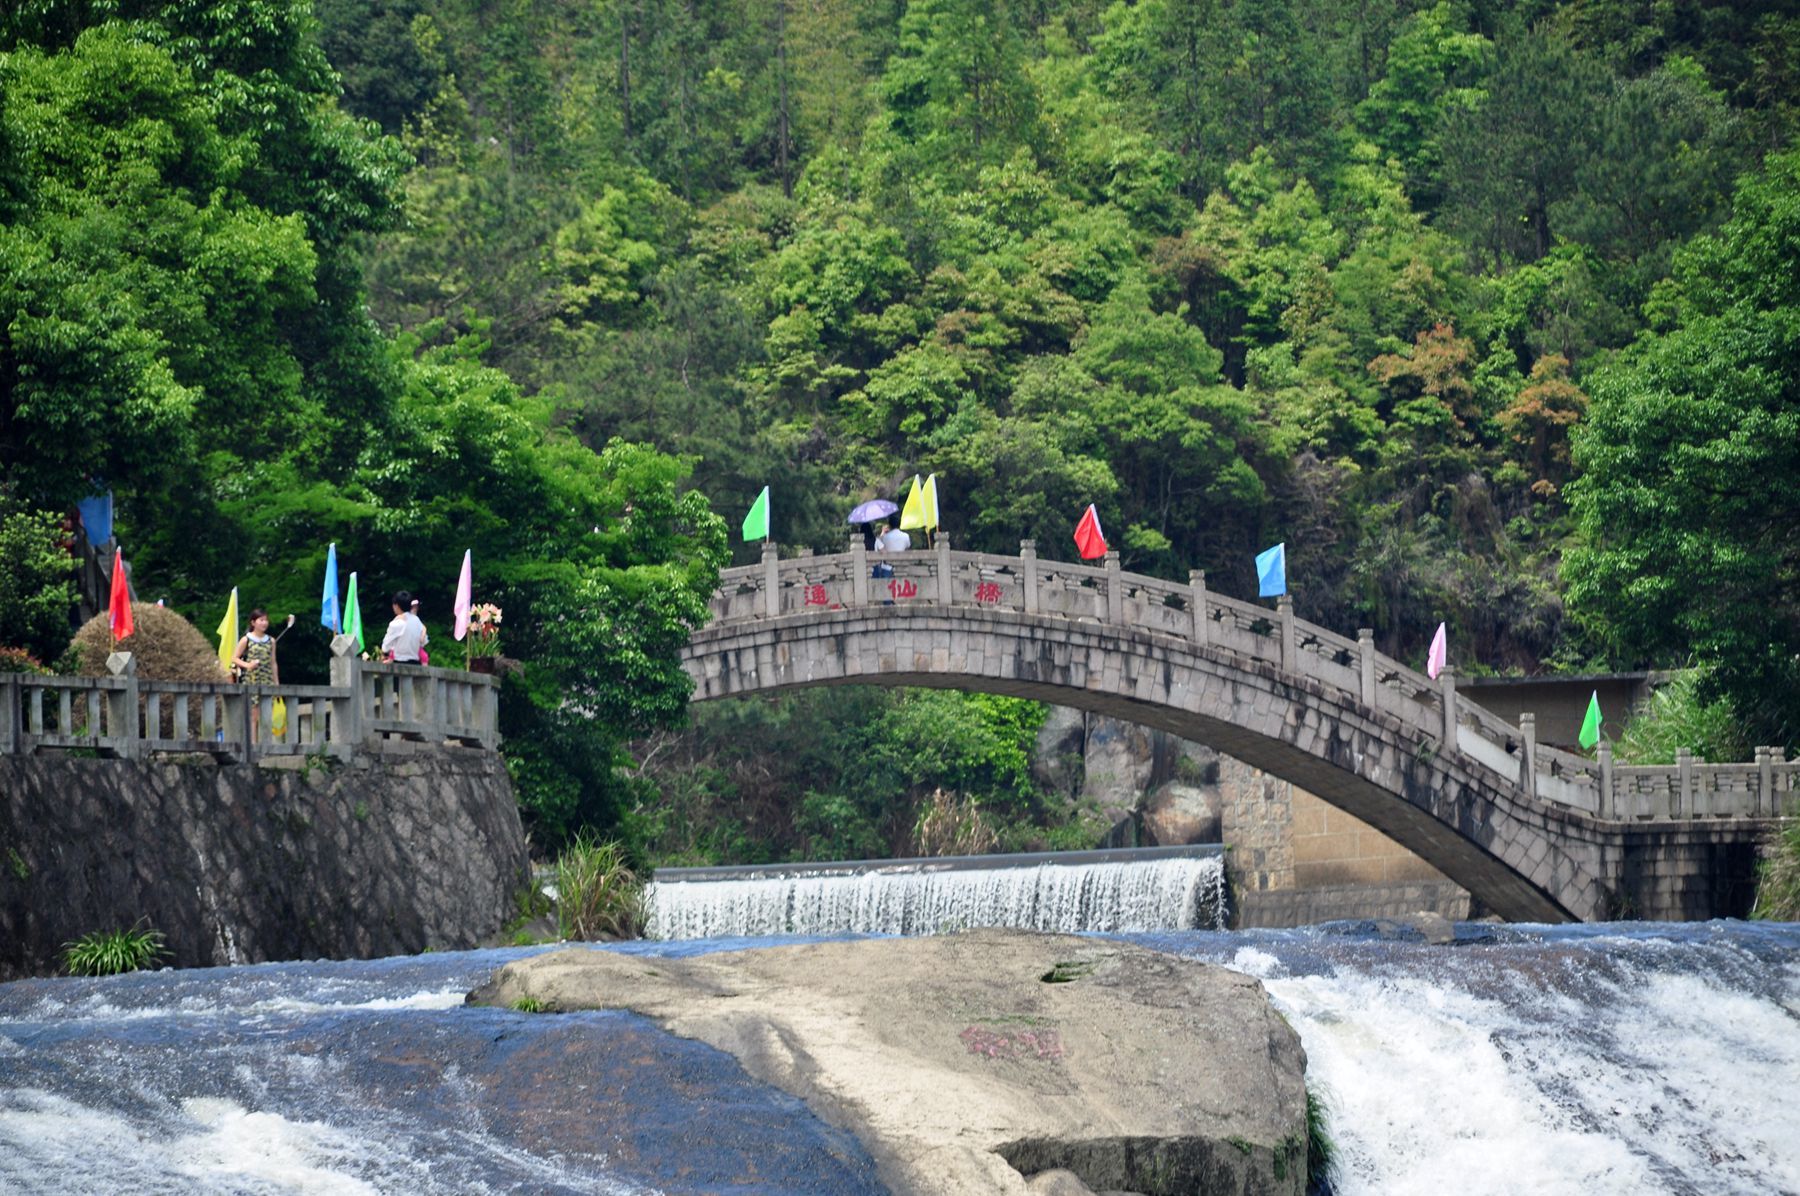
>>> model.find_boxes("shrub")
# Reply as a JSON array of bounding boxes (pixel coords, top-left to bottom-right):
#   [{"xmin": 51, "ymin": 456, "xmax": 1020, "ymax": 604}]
[
  {"xmin": 0, "ymin": 646, "xmax": 52, "ymax": 675},
  {"xmin": 62, "ymin": 922, "xmax": 168, "ymax": 976},
  {"xmin": 910, "ymin": 788, "xmax": 998, "ymax": 857},
  {"xmin": 70, "ymin": 604, "xmax": 229, "ymax": 682},
  {"xmin": 1752, "ymin": 819, "xmax": 1800, "ymax": 921},
  {"xmin": 0, "ymin": 497, "xmax": 77, "ymax": 663},
  {"xmin": 554, "ymin": 835, "xmax": 644, "ymax": 940},
  {"xmin": 1614, "ymin": 668, "xmax": 1748, "ymax": 765}
]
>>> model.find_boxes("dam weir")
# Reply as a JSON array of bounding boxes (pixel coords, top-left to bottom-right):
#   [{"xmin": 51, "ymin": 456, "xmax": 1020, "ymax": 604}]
[{"xmin": 644, "ymin": 845, "xmax": 1227, "ymax": 940}]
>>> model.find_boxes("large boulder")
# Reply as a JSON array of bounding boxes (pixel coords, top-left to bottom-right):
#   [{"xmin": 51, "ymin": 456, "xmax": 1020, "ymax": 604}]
[
  {"xmin": 469, "ymin": 930, "xmax": 1309, "ymax": 1195},
  {"xmin": 1141, "ymin": 781, "xmax": 1224, "ymax": 846}
]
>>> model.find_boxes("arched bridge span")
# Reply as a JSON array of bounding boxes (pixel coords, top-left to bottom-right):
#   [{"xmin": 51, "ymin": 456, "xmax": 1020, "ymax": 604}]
[{"xmin": 682, "ymin": 542, "xmax": 1792, "ymax": 921}]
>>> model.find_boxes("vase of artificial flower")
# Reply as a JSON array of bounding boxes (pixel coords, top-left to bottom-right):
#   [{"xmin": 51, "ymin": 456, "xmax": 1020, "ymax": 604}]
[{"xmin": 467, "ymin": 602, "xmax": 502, "ymax": 672}]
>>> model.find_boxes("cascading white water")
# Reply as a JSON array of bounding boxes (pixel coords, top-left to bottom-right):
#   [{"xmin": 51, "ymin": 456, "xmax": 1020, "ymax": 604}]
[{"xmin": 644, "ymin": 854, "xmax": 1227, "ymax": 940}]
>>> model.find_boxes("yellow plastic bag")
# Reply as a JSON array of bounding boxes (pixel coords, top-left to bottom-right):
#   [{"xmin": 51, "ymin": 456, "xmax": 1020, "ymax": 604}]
[{"xmin": 271, "ymin": 698, "xmax": 288, "ymax": 738}]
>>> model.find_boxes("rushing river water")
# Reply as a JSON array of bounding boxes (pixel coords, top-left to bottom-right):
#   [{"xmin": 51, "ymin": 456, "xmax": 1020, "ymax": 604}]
[{"xmin": 2, "ymin": 921, "xmax": 1796, "ymax": 1195}]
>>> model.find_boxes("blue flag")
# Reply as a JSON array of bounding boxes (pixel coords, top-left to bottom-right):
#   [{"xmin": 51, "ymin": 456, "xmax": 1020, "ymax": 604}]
[
  {"xmin": 321, "ymin": 543, "xmax": 341, "ymax": 633},
  {"xmin": 1256, "ymin": 542, "xmax": 1287, "ymax": 598}
]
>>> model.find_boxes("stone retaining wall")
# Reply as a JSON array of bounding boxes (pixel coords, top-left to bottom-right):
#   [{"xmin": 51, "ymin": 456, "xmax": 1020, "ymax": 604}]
[{"xmin": 0, "ymin": 748, "xmax": 530, "ymax": 980}]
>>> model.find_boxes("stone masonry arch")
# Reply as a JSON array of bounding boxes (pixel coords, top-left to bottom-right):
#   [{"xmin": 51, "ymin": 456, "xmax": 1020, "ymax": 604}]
[{"xmin": 682, "ymin": 544, "xmax": 1791, "ymax": 922}]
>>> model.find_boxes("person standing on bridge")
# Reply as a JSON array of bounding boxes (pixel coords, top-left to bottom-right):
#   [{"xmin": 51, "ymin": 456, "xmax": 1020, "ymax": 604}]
[
  {"xmin": 383, "ymin": 591, "xmax": 428, "ymax": 664},
  {"xmin": 876, "ymin": 513, "xmax": 911, "ymax": 554}
]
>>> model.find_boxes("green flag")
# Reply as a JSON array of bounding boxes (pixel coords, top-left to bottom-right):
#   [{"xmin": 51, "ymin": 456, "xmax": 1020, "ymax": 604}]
[
  {"xmin": 344, "ymin": 571, "xmax": 366, "ymax": 654},
  {"xmin": 1578, "ymin": 689, "xmax": 1602, "ymax": 750},
  {"xmin": 742, "ymin": 485, "xmax": 770, "ymax": 541}
]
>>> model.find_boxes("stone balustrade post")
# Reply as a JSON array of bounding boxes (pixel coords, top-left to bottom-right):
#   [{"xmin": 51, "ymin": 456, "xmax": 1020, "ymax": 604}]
[
  {"xmin": 1757, "ymin": 747, "xmax": 1773, "ymax": 817},
  {"xmin": 1440, "ymin": 666, "xmax": 1458, "ymax": 756},
  {"xmin": 329, "ymin": 634, "xmax": 364, "ymax": 750},
  {"xmin": 1676, "ymin": 748, "xmax": 1693, "ymax": 818},
  {"xmin": 1020, "ymin": 540, "xmax": 1039, "ymax": 614},
  {"xmin": 1276, "ymin": 597, "xmax": 1296, "ymax": 673},
  {"xmin": 1598, "ymin": 741, "xmax": 1615, "ymax": 820},
  {"xmin": 850, "ymin": 536, "xmax": 868, "ymax": 607},
  {"xmin": 936, "ymin": 535, "xmax": 953, "ymax": 606},
  {"xmin": 1519, "ymin": 711, "xmax": 1536, "ymax": 800},
  {"xmin": 1103, "ymin": 550, "xmax": 1123, "ymax": 624},
  {"xmin": 1189, "ymin": 570, "xmax": 1210, "ymax": 648},
  {"xmin": 106, "ymin": 651, "xmax": 141, "ymax": 760},
  {"xmin": 761, "ymin": 540, "xmax": 780, "ymax": 618},
  {"xmin": 0, "ymin": 672, "xmax": 16, "ymax": 754},
  {"xmin": 1357, "ymin": 629, "xmax": 1376, "ymax": 708}
]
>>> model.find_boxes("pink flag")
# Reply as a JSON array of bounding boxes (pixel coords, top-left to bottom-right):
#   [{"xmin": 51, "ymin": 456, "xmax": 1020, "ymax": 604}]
[
  {"xmin": 1427, "ymin": 621, "xmax": 1448, "ymax": 680},
  {"xmin": 453, "ymin": 550, "xmax": 472, "ymax": 641}
]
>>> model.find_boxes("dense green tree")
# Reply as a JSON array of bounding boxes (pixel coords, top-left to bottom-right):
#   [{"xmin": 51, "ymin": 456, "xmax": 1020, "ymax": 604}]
[
  {"xmin": 0, "ymin": 495, "xmax": 76, "ymax": 662},
  {"xmin": 1565, "ymin": 150, "xmax": 1800, "ymax": 746}
]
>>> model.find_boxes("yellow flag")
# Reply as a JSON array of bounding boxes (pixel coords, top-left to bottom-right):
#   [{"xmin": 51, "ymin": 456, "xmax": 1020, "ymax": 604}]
[
  {"xmin": 215, "ymin": 587, "xmax": 239, "ymax": 674},
  {"xmin": 921, "ymin": 474, "xmax": 940, "ymax": 530},
  {"xmin": 900, "ymin": 474, "xmax": 927, "ymax": 530}
]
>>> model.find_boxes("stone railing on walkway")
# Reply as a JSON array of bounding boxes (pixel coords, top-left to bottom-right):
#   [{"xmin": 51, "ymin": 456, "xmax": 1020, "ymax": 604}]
[
  {"xmin": 709, "ymin": 540, "xmax": 1797, "ymax": 824},
  {"xmin": 0, "ymin": 638, "xmax": 498, "ymax": 763}
]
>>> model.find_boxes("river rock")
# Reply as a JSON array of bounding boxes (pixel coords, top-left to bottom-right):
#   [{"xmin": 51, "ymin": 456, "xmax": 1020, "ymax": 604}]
[
  {"xmin": 468, "ymin": 930, "xmax": 1309, "ymax": 1195},
  {"xmin": 1140, "ymin": 780, "xmax": 1223, "ymax": 846}
]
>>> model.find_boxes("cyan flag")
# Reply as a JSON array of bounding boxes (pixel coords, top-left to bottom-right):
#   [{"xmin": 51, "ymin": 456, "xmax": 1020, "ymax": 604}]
[
  {"xmin": 321, "ymin": 543, "xmax": 341, "ymax": 633},
  {"xmin": 1256, "ymin": 542, "xmax": 1286, "ymax": 598}
]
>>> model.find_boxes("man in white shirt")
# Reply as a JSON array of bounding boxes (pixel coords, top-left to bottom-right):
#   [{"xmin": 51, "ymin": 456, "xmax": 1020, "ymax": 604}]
[
  {"xmin": 876, "ymin": 514, "xmax": 911, "ymax": 553},
  {"xmin": 381, "ymin": 590, "xmax": 428, "ymax": 663}
]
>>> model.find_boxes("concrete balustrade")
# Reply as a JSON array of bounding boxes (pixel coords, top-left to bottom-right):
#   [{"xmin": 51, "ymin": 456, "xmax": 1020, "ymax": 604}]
[
  {"xmin": 706, "ymin": 540, "xmax": 1797, "ymax": 825},
  {"xmin": 0, "ymin": 639, "xmax": 498, "ymax": 763}
]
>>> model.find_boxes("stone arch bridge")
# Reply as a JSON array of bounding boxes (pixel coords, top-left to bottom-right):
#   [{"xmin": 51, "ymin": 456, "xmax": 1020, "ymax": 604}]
[{"xmin": 681, "ymin": 541, "xmax": 1794, "ymax": 922}]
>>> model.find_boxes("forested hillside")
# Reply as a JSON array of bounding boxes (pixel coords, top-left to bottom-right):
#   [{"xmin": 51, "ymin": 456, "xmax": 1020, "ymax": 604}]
[
  {"xmin": 323, "ymin": 0, "xmax": 1791, "ymax": 667},
  {"xmin": 3, "ymin": 0, "xmax": 1796, "ymax": 863}
]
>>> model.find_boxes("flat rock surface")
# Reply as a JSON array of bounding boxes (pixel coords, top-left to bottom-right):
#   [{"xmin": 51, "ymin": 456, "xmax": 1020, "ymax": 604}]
[{"xmin": 468, "ymin": 930, "xmax": 1309, "ymax": 1195}]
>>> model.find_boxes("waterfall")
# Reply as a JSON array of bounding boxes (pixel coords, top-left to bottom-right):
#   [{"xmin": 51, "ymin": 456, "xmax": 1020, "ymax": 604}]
[{"xmin": 644, "ymin": 848, "xmax": 1227, "ymax": 940}]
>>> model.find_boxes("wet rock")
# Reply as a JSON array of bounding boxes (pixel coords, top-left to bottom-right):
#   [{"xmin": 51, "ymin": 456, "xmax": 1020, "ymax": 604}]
[{"xmin": 470, "ymin": 929, "xmax": 1310, "ymax": 1196}]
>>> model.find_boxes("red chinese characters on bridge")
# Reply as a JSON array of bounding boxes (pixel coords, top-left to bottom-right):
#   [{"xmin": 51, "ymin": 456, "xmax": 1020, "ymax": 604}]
[
  {"xmin": 888, "ymin": 579, "xmax": 918, "ymax": 600},
  {"xmin": 803, "ymin": 584, "xmax": 830, "ymax": 607},
  {"xmin": 975, "ymin": 582, "xmax": 1004, "ymax": 604}
]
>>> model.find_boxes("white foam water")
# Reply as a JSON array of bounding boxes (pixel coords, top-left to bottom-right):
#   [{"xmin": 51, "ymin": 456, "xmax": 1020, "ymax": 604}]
[
  {"xmin": 1203, "ymin": 929, "xmax": 1800, "ymax": 1196},
  {"xmin": 645, "ymin": 854, "xmax": 1227, "ymax": 939}
]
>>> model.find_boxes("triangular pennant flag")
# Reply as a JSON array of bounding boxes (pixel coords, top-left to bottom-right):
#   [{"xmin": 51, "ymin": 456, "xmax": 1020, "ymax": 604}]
[
  {"xmin": 216, "ymin": 587, "xmax": 239, "ymax": 674},
  {"xmin": 1579, "ymin": 690, "xmax": 1602, "ymax": 750},
  {"xmin": 742, "ymin": 485, "xmax": 770, "ymax": 541},
  {"xmin": 1074, "ymin": 504, "xmax": 1108, "ymax": 560},
  {"xmin": 344, "ymin": 572, "xmax": 366, "ymax": 654},
  {"xmin": 1256, "ymin": 542, "xmax": 1287, "ymax": 598},
  {"xmin": 1427, "ymin": 622, "xmax": 1448, "ymax": 680},
  {"xmin": 900, "ymin": 474, "xmax": 927, "ymax": 530},
  {"xmin": 108, "ymin": 547, "xmax": 134, "ymax": 641},
  {"xmin": 321, "ymin": 543, "xmax": 341, "ymax": 633},
  {"xmin": 453, "ymin": 550, "xmax": 473, "ymax": 641},
  {"xmin": 921, "ymin": 474, "xmax": 941, "ymax": 531}
]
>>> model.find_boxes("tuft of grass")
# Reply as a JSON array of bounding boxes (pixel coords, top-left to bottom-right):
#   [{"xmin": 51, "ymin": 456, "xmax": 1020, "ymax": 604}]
[
  {"xmin": 1752, "ymin": 817, "xmax": 1800, "ymax": 921},
  {"xmin": 1614, "ymin": 668, "xmax": 1747, "ymax": 765},
  {"xmin": 62, "ymin": 921, "xmax": 168, "ymax": 976},
  {"xmin": 1306, "ymin": 1086, "xmax": 1336, "ymax": 1194},
  {"xmin": 554, "ymin": 835, "xmax": 645, "ymax": 941},
  {"xmin": 511, "ymin": 996, "xmax": 546, "ymax": 1013}
]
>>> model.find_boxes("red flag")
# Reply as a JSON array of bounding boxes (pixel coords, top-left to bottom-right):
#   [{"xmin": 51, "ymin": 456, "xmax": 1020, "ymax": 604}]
[
  {"xmin": 1073, "ymin": 504, "xmax": 1108, "ymax": 560},
  {"xmin": 108, "ymin": 547, "xmax": 134, "ymax": 641}
]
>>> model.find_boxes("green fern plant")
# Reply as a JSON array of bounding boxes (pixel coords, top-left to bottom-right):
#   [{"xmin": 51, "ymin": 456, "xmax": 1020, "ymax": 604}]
[{"xmin": 62, "ymin": 921, "xmax": 168, "ymax": 976}]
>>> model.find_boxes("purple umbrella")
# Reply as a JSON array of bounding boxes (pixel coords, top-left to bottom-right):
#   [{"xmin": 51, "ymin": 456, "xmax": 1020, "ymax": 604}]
[{"xmin": 846, "ymin": 498, "xmax": 899, "ymax": 525}]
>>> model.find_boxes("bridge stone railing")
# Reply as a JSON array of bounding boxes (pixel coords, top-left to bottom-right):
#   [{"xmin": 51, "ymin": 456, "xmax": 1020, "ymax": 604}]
[
  {"xmin": 0, "ymin": 638, "xmax": 498, "ymax": 763},
  {"xmin": 707, "ymin": 539, "xmax": 1798, "ymax": 823}
]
